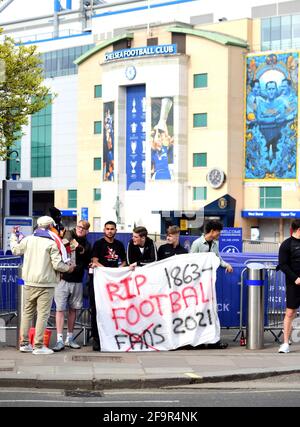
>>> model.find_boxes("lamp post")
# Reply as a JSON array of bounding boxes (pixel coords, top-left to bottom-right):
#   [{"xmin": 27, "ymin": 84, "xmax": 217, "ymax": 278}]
[{"xmin": 6, "ymin": 150, "xmax": 20, "ymax": 180}]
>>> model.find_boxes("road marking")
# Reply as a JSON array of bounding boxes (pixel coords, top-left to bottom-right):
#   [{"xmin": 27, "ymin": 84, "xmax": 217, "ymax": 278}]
[
  {"xmin": 185, "ymin": 372, "xmax": 202, "ymax": 379},
  {"xmin": 0, "ymin": 399, "xmax": 180, "ymax": 404}
]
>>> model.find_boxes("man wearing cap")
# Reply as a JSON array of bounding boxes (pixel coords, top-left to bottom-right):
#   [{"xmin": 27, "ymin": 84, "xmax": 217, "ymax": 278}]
[{"xmin": 10, "ymin": 216, "xmax": 75, "ymax": 355}]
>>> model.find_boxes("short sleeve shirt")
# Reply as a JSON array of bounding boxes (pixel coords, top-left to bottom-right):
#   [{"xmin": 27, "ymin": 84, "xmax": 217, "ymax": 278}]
[{"xmin": 91, "ymin": 238, "xmax": 126, "ymax": 268}]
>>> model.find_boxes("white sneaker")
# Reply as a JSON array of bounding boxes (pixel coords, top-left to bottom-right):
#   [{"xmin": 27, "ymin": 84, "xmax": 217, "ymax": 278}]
[
  {"xmin": 19, "ymin": 344, "xmax": 33, "ymax": 353},
  {"xmin": 32, "ymin": 346, "xmax": 54, "ymax": 355},
  {"xmin": 278, "ymin": 343, "xmax": 290, "ymax": 353},
  {"xmin": 65, "ymin": 338, "xmax": 81, "ymax": 349}
]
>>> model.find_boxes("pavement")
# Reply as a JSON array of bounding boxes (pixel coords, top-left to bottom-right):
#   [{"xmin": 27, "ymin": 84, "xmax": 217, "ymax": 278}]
[{"xmin": 1, "ymin": 329, "xmax": 300, "ymax": 390}]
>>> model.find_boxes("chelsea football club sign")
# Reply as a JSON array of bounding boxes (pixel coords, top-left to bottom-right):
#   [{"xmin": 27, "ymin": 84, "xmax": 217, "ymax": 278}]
[{"xmin": 105, "ymin": 44, "xmax": 177, "ymax": 62}]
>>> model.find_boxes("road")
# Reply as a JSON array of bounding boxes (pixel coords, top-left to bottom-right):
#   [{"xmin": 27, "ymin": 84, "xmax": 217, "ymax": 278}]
[{"xmin": 1, "ymin": 374, "xmax": 300, "ymax": 407}]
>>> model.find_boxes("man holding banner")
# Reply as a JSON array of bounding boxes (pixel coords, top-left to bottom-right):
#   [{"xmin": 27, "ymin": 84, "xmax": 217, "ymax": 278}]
[
  {"xmin": 190, "ymin": 220, "xmax": 233, "ymax": 349},
  {"xmin": 89, "ymin": 221, "xmax": 126, "ymax": 351},
  {"xmin": 93, "ymin": 251, "xmax": 222, "ymax": 352},
  {"xmin": 158, "ymin": 225, "xmax": 188, "ymax": 260}
]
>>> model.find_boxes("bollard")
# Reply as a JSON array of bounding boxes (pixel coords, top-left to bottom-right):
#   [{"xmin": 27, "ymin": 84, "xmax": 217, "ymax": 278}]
[
  {"xmin": 245, "ymin": 262, "xmax": 265, "ymax": 350},
  {"xmin": 16, "ymin": 266, "xmax": 24, "ymax": 349}
]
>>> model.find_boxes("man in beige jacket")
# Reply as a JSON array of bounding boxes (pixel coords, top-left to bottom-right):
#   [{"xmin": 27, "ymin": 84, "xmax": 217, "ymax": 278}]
[{"xmin": 10, "ymin": 216, "xmax": 74, "ymax": 355}]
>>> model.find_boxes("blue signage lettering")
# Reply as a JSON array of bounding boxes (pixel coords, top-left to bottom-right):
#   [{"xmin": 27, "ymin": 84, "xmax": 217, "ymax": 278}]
[
  {"xmin": 105, "ymin": 44, "xmax": 177, "ymax": 61},
  {"xmin": 242, "ymin": 210, "xmax": 300, "ymax": 218},
  {"xmin": 219, "ymin": 227, "xmax": 243, "ymax": 253}
]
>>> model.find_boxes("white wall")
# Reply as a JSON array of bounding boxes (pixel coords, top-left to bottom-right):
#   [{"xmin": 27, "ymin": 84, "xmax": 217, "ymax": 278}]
[
  {"xmin": 101, "ymin": 54, "xmax": 188, "ymax": 233},
  {"xmin": 18, "ymin": 75, "xmax": 78, "ymax": 191}
]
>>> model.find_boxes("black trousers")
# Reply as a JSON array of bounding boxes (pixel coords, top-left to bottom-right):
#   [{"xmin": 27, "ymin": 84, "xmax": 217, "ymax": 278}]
[{"xmin": 87, "ymin": 275, "xmax": 100, "ymax": 345}]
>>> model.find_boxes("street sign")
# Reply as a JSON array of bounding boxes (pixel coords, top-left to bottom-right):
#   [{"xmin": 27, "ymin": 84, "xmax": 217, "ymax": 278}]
[
  {"xmin": 3, "ymin": 217, "xmax": 33, "ymax": 253},
  {"xmin": 219, "ymin": 227, "xmax": 243, "ymax": 253},
  {"xmin": 81, "ymin": 207, "xmax": 88, "ymax": 221}
]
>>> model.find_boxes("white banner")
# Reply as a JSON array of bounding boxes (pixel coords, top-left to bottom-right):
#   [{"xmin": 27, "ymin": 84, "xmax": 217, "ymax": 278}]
[{"xmin": 94, "ymin": 253, "xmax": 220, "ymax": 352}]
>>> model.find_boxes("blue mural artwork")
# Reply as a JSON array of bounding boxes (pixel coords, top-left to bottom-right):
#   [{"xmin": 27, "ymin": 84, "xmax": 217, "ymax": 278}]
[
  {"xmin": 245, "ymin": 52, "xmax": 298, "ymax": 180},
  {"xmin": 126, "ymin": 85, "xmax": 146, "ymax": 190},
  {"xmin": 103, "ymin": 102, "xmax": 115, "ymax": 181},
  {"xmin": 150, "ymin": 97, "xmax": 174, "ymax": 180}
]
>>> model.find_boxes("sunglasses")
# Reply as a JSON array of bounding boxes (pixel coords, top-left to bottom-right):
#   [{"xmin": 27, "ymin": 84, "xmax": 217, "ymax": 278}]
[{"xmin": 76, "ymin": 225, "xmax": 88, "ymax": 231}]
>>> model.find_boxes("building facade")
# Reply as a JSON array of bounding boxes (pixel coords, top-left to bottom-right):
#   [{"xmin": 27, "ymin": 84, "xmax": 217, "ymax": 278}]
[{"xmin": 1, "ymin": 0, "xmax": 300, "ymax": 240}]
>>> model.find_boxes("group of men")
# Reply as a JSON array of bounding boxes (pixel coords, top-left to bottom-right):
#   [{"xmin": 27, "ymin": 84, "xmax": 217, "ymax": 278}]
[{"xmin": 11, "ymin": 217, "xmax": 233, "ymax": 354}]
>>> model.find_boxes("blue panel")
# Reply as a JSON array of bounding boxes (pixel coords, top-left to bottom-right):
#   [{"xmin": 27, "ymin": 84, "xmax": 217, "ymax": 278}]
[
  {"xmin": 54, "ymin": 0, "xmax": 62, "ymax": 12},
  {"xmin": 242, "ymin": 210, "xmax": 300, "ymax": 218},
  {"xmin": 81, "ymin": 207, "xmax": 88, "ymax": 221},
  {"xmin": 60, "ymin": 209, "xmax": 77, "ymax": 217},
  {"xmin": 126, "ymin": 85, "xmax": 146, "ymax": 190},
  {"xmin": 0, "ymin": 256, "xmax": 22, "ymax": 312},
  {"xmin": 219, "ymin": 227, "xmax": 243, "ymax": 253}
]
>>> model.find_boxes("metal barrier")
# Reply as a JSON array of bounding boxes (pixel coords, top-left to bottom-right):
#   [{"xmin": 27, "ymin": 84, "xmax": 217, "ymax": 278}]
[
  {"xmin": 246, "ymin": 263, "xmax": 265, "ymax": 349},
  {"xmin": 0, "ymin": 260, "xmax": 21, "ymax": 345},
  {"xmin": 234, "ymin": 262, "xmax": 286, "ymax": 344}
]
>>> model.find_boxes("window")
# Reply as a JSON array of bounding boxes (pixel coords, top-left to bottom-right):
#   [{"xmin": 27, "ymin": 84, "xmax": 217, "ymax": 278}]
[
  {"xmin": 94, "ymin": 188, "xmax": 101, "ymax": 201},
  {"xmin": 259, "ymin": 187, "xmax": 281, "ymax": 208},
  {"xmin": 261, "ymin": 18, "xmax": 271, "ymax": 51},
  {"xmin": 193, "ymin": 153, "xmax": 207, "ymax": 167},
  {"xmin": 7, "ymin": 138, "xmax": 21, "ymax": 179},
  {"xmin": 193, "ymin": 187, "xmax": 207, "ymax": 200},
  {"xmin": 94, "ymin": 121, "xmax": 102, "ymax": 134},
  {"xmin": 270, "ymin": 16, "xmax": 281, "ymax": 50},
  {"xmin": 194, "ymin": 73, "xmax": 208, "ymax": 88},
  {"xmin": 261, "ymin": 15, "xmax": 300, "ymax": 51},
  {"xmin": 31, "ymin": 97, "xmax": 51, "ymax": 177},
  {"xmin": 193, "ymin": 113, "xmax": 207, "ymax": 128},
  {"xmin": 292, "ymin": 15, "xmax": 300, "ymax": 49},
  {"xmin": 94, "ymin": 85, "xmax": 102, "ymax": 98},
  {"xmin": 147, "ymin": 37, "xmax": 158, "ymax": 46},
  {"xmin": 68, "ymin": 189, "xmax": 77, "ymax": 208},
  {"xmin": 171, "ymin": 33, "xmax": 186, "ymax": 53},
  {"xmin": 281, "ymin": 15, "xmax": 292, "ymax": 50},
  {"xmin": 41, "ymin": 44, "xmax": 94, "ymax": 78},
  {"xmin": 94, "ymin": 157, "xmax": 102, "ymax": 170}
]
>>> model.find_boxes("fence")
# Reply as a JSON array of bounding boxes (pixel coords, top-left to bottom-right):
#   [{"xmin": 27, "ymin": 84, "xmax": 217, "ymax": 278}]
[{"xmin": 0, "ymin": 258, "xmax": 21, "ymax": 343}]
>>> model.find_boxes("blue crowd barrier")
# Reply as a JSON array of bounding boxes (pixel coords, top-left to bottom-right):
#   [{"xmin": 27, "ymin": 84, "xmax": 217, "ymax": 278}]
[
  {"xmin": 216, "ymin": 264, "xmax": 269, "ymax": 328},
  {"xmin": 0, "ymin": 256, "xmax": 22, "ymax": 313},
  {"xmin": 1, "ymin": 246, "xmax": 283, "ymax": 331}
]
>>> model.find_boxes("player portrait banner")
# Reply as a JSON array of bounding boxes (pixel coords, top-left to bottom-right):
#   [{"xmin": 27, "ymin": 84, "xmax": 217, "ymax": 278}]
[
  {"xmin": 126, "ymin": 85, "xmax": 146, "ymax": 190},
  {"xmin": 245, "ymin": 52, "xmax": 298, "ymax": 180},
  {"xmin": 93, "ymin": 253, "xmax": 220, "ymax": 352},
  {"xmin": 150, "ymin": 97, "xmax": 174, "ymax": 180},
  {"xmin": 103, "ymin": 102, "xmax": 115, "ymax": 181}
]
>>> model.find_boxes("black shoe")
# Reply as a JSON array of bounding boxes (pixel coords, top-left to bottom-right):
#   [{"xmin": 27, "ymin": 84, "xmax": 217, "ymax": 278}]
[
  {"xmin": 92, "ymin": 340, "xmax": 100, "ymax": 351},
  {"xmin": 206, "ymin": 341, "xmax": 228, "ymax": 349}
]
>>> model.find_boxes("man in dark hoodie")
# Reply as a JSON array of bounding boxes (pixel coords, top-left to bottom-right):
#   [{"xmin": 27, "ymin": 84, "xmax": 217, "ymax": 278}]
[
  {"xmin": 157, "ymin": 225, "xmax": 188, "ymax": 260},
  {"xmin": 127, "ymin": 226, "xmax": 157, "ymax": 268},
  {"xmin": 53, "ymin": 220, "xmax": 91, "ymax": 352}
]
